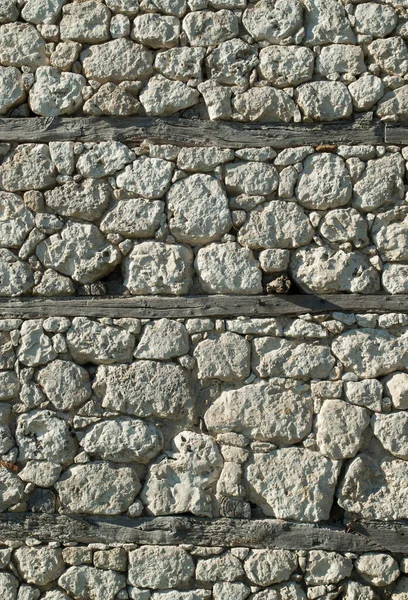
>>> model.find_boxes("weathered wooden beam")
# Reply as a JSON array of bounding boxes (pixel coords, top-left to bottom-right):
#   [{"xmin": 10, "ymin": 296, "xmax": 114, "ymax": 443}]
[
  {"xmin": 0, "ymin": 514, "xmax": 406, "ymax": 553},
  {"xmin": 0, "ymin": 295, "xmax": 407, "ymax": 319},
  {"xmin": 0, "ymin": 117, "xmax": 383, "ymax": 147},
  {"xmin": 385, "ymin": 122, "xmax": 408, "ymax": 144}
]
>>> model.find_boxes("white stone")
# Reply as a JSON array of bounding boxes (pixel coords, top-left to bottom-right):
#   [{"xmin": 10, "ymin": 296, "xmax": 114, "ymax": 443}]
[
  {"xmin": 1, "ymin": 143, "xmax": 56, "ymax": 191},
  {"xmin": 16, "ymin": 409, "xmax": 77, "ymax": 463},
  {"xmin": 373, "ymin": 210, "xmax": 408, "ymax": 261},
  {"xmin": 252, "ymin": 337, "xmax": 335, "ymax": 380},
  {"xmin": 244, "ymin": 549, "xmax": 297, "ymax": 586},
  {"xmin": 129, "ymin": 546, "xmax": 194, "ymax": 589},
  {"xmin": 344, "ymin": 379, "xmax": 383, "ymax": 412},
  {"xmin": 238, "ymin": 201, "xmax": 313, "ymax": 250},
  {"xmin": 155, "ymin": 47, "xmax": 205, "ymax": 81},
  {"xmin": 377, "ymin": 85, "xmax": 408, "ymax": 120},
  {"xmin": 56, "ymin": 462, "xmax": 141, "ymax": 515},
  {"xmin": 51, "ymin": 41, "xmax": 81, "ymax": 71},
  {"xmin": 151, "ymin": 593, "xmax": 209, "ymax": 600},
  {"xmin": 356, "ymin": 553, "xmax": 400, "ymax": 587},
  {"xmin": 0, "ymin": 370, "xmax": 19, "ymax": 400},
  {"xmin": 140, "ymin": 0, "xmax": 187, "ymax": 15},
  {"xmin": 315, "ymin": 399, "xmax": 369, "ymax": 459},
  {"xmin": 0, "ymin": 573, "xmax": 18, "ymax": 600},
  {"xmin": 369, "ymin": 37, "xmax": 408, "ymax": 76},
  {"xmin": 94, "ymin": 361, "xmax": 194, "ymax": 420},
  {"xmin": 225, "ymin": 161, "xmax": 278, "ymax": 196},
  {"xmin": 22, "ymin": 0, "xmax": 66, "ymax": 24},
  {"xmin": 81, "ymin": 417, "xmax": 163, "ymax": 464},
  {"xmin": 349, "ymin": 75, "xmax": 384, "ymax": 111},
  {"xmin": 60, "ymin": 1, "xmax": 110, "ymax": 43},
  {"xmin": 372, "ymin": 413, "xmax": 408, "ymax": 459},
  {"xmin": 205, "ymin": 379, "xmax": 313, "ymax": 444},
  {"xmin": 0, "ymin": 192, "xmax": 34, "ymax": 248},
  {"xmin": 37, "ymin": 359, "xmax": 92, "ymax": 410},
  {"xmin": 319, "ymin": 208, "xmax": 368, "ymax": 247},
  {"xmin": 383, "ymin": 263, "xmax": 408, "ymax": 294},
  {"xmin": 302, "ymin": 0, "xmax": 355, "ymax": 44},
  {"xmin": 391, "ymin": 577, "xmax": 408, "ymax": 599},
  {"xmin": 105, "ymin": 0, "xmax": 139, "ymax": 16},
  {"xmin": 135, "ymin": 319, "xmax": 189, "ymax": 359},
  {"xmin": 246, "ymin": 447, "xmax": 341, "ymax": 521},
  {"xmin": 19, "ymin": 460, "xmax": 62, "ymax": 487},
  {"xmin": 213, "ymin": 583, "xmax": 250, "ymax": 600},
  {"xmin": 168, "ymin": 174, "xmax": 231, "ymax": 245},
  {"xmin": 59, "ymin": 566, "xmax": 126, "ymax": 600},
  {"xmin": 29, "ymin": 66, "xmax": 85, "ymax": 116},
  {"xmin": 296, "ymin": 153, "xmax": 352, "ymax": 210},
  {"xmin": 291, "ymin": 247, "xmax": 380, "ymax": 293},
  {"xmin": 183, "ymin": 9, "xmax": 239, "ymax": 46},
  {"xmin": 355, "ymin": 3, "xmax": 397, "ymax": 37},
  {"xmin": 194, "ymin": 332, "xmax": 250, "ymax": 382},
  {"xmin": 384, "ymin": 372, "xmax": 408, "ymax": 409},
  {"xmin": 337, "ymin": 454, "xmax": 408, "ymax": 519},
  {"xmin": 353, "ymin": 155, "xmax": 405, "ymax": 212},
  {"xmin": 259, "ymin": 249, "xmax": 290, "ymax": 273},
  {"xmin": 0, "ymin": 424, "xmax": 13, "ymax": 454},
  {"xmin": 84, "ymin": 83, "xmax": 141, "ymax": 116},
  {"xmin": 33, "ymin": 269, "xmax": 74, "ymax": 297},
  {"xmin": 44, "ymin": 179, "xmax": 112, "ymax": 221},
  {"xmin": 67, "ymin": 317, "xmax": 135, "ymax": 364},
  {"xmin": 196, "ymin": 553, "xmax": 244, "ymax": 582},
  {"xmin": 0, "ymin": 466, "xmax": 24, "ymax": 511},
  {"xmin": 132, "ymin": 13, "xmax": 180, "ymax": 48},
  {"xmin": 49, "ymin": 141, "xmax": 74, "ymax": 175},
  {"xmin": 141, "ymin": 431, "xmax": 223, "ymax": 516},
  {"xmin": 0, "ymin": 22, "xmax": 48, "ymax": 68},
  {"xmin": 18, "ymin": 319, "xmax": 57, "ymax": 366},
  {"xmin": 297, "ymin": 82, "xmax": 352, "ymax": 121},
  {"xmin": 117, "ymin": 156, "xmax": 174, "ymax": 199},
  {"xmin": 195, "ymin": 242, "xmax": 262, "ymax": 294},
  {"xmin": 198, "ymin": 80, "xmax": 232, "ymax": 120},
  {"xmin": 317, "ymin": 45, "xmax": 365, "ymax": 76},
  {"xmin": 77, "ymin": 142, "xmax": 134, "ymax": 178},
  {"xmin": 0, "ymin": 249, "xmax": 33, "ymax": 296},
  {"xmin": 140, "ymin": 75, "xmax": 200, "ymax": 116},
  {"xmin": 332, "ymin": 327, "xmax": 408, "ymax": 378},
  {"xmin": 0, "ymin": 66, "xmax": 25, "ymax": 114},
  {"xmin": 14, "ymin": 548, "xmax": 65, "ymax": 586},
  {"xmin": 305, "ymin": 551, "xmax": 353, "ymax": 585},
  {"xmin": 341, "ymin": 581, "xmax": 378, "ymax": 600},
  {"xmin": 124, "ymin": 241, "xmax": 193, "ymax": 295},
  {"xmin": 259, "ymin": 46, "xmax": 314, "ymax": 87},
  {"xmin": 232, "ymin": 87, "xmax": 295, "ymax": 123},
  {"xmin": 81, "ymin": 38, "xmax": 153, "ymax": 82},
  {"xmin": 0, "ymin": 0, "xmax": 19, "ymax": 23},
  {"xmin": 100, "ymin": 199, "xmax": 164, "ymax": 238},
  {"xmin": 242, "ymin": 0, "xmax": 302, "ymax": 43},
  {"xmin": 207, "ymin": 39, "xmax": 258, "ymax": 86}
]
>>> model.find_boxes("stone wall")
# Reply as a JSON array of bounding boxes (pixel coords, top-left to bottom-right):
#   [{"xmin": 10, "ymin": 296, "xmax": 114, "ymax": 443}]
[{"xmin": 3, "ymin": 0, "xmax": 408, "ymax": 121}]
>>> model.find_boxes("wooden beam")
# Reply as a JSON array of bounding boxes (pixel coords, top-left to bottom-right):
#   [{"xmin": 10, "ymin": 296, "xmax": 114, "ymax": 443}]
[
  {"xmin": 385, "ymin": 122, "xmax": 408, "ymax": 144},
  {"xmin": 0, "ymin": 117, "xmax": 383, "ymax": 148},
  {"xmin": 0, "ymin": 514, "xmax": 406, "ymax": 553},
  {"xmin": 0, "ymin": 295, "xmax": 407, "ymax": 319}
]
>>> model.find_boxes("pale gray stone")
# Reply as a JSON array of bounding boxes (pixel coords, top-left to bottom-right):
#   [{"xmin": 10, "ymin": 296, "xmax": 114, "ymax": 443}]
[
  {"xmin": 198, "ymin": 80, "xmax": 232, "ymax": 120},
  {"xmin": 155, "ymin": 47, "xmax": 205, "ymax": 81},
  {"xmin": 117, "ymin": 156, "xmax": 174, "ymax": 198},
  {"xmin": 305, "ymin": 551, "xmax": 353, "ymax": 585},
  {"xmin": 0, "ymin": 22, "xmax": 48, "ymax": 68},
  {"xmin": 296, "ymin": 153, "xmax": 352, "ymax": 209},
  {"xmin": 291, "ymin": 247, "xmax": 380, "ymax": 294},
  {"xmin": 349, "ymin": 74, "xmax": 384, "ymax": 111},
  {"xmin": 252, "ymin": 337, "xmax": 335, "ymax": 380},
  {"xmin": 44, "ymin": 179, "xmax": 112, "ymax": 221},
  {"xmin": 140, "ymin": 75, "xmax": 200, "ymax": 116},
  {"xmin": 244, "ymin": 550, "xmax": 297, "ymax": 586},
  {"xmin": 303, "ymin": 0, "xmax": 355, "ymax": 44},
  {"xmin": 0, "ymin": 371, "xmax": 19, "ymax": 400},
  {"xmin": 372, "ymin": 412, "xmax": 408, "ymax": 459},
  {"xmin": 18, "ymin": 319, "xmax": 57, "ymax": 366},
  {"xmin": 205, "ymin": 379, "xmax": 313, "ymax": 444},
  {"xmin": 67, "ymin": 317, "xmax": 135, "ymax": 364},
  {"xmin": 246, "ymin": 448, "xmax": 341, "ymax": 521},
  {"xmin": 60, "ymin": 1, "xmax": 110, "ymax": 43},
  {"xmin": 1, "ymin": 143, "xmax": 56, "ymax": 191},
  {"xmin": 344, "ymin": 379, "xmax": 383, "ymax": 412},
  {"xmin": 36, "ymin": 221, "xmax": 121, "ymax": 284},
  {"xmin": 81, "ymin": 417, "xmax": 163, "ymax": 463},
  {"xmin": 183, "ymin": 9, "xmax": 239, "ymax": 46},
  {"xmin": 141, "ymin": 431, "xmax": 223, "ymax": 516},
  {"xmin": 14, "ymin": 548, "xmax": 65, "ymax": 586},
  {"xmin": 337, "ymin": 453, "xmax": 408, "ymax": 519},
  {"xmin": 384, "ymin": 372, "xmax": 408, "ymax": 409},
  {"xmin": 242, "ymin": 0, "xmax": 302, "ymax": 43},
  {"xmin": 29, "ymin": 66, "xmax": 85, "ymax": 116},
  {"xmin": 259, "ymin": 46, "xmax": 313, "ymax": 87},
  {"xmin": 213, "ymin": 582, "xmax": 250, "ymax": 600},
  {"xmin": 81, "ymin": 38, "xmax": 153, "ymax": 82},
  {"xmin": 77, "ymin": 142, "xmax": 134, "ymax": 178},
  {"xmin": 377, "ymin": 85, "xmax": 408, "ymax": 120},
  {"xmin": 393, "ymin": 577, "xmax": 408, "ymax": 600},
  {"xmin": 369, "ymin": 37, "xmax": 408, "ymax": 76},
  {"xmin": 383, "ymin": 263, "xmax": 408, "ymax": 294},
  {"xmin": 319, "ymin": 208, "xmax": 368, "ymax": 247},
  {"xmin": 56, "ymin": 462, "xmax": 141, "ymax": 515},
  {"xmin": 0, "ymin": 466, "xmax": 24, "ymax": 511},
  {"xmin": 19, "ymin": 460, "xmax": 62, "ymax": 487},
  {"xmin": 315, "ymin": 399, "xmax": 369, "ymax": 459},
  {"xmin": 232, "ymin": 87, "xmax": 296, "ymax": 123},
  {"xmin": 85, "ymin": 82, "xmax": 140, "ymax": 116},
  {"xmin": 135, "ymin": 319, "xmax": 189, "ymax": 359},
  {"xmin": 341, "ymin": 581, "xmax": 378, "ymax": 600},
  {"xmin": 207, "ymin": 39, "xmax": 258, "ymax": 86},
  {"xmin": 317, "ymin": 45, "xmax": 365, "ymax": 76},
  {"xmin": 0, "ymin": 249, "xmax": 33, "ymax": 296},
  {"xmin": 196, "ymin": 553, "xmax": 244, "ymax": 582},
  {"xmin": 0, "ymin": 424, "xmax": 13, "ymax": 453},
  {"xmin": 194, "ymin": 332, "xmax": 250, "ymax": 382},
  {"xmin": 353, "ymin": 155, "xmax": 404, "ymax": 212},
  {"xmin": 177, "ymin": 147, "xmax": 234, "ymax": 172},
  {"xmin": 59, "ymin": 566, "xmax": 126, "ymax": 600},
  {"xmin": 356, "ymin": 553, "xmax": 400, "ymax": 587},
  {"xmin": 21, "ymin": 0, "xmax": 65, "ymax": 24},
  {"xmin": 168, "ymin": 174, "xmax": 231, "ymax": 245},
  {"xmin": 0, "ymin": 66, "xmax": 25, "ymax": 114},
  {"xmin": 94, "ymin": 361, "xmax": 194, "ymax": 420},
  {"xmin": 0, "ymin": 192, "xmax": 34, "ymax": 248},
  {"xmin": 124, "ymin": 241, "xmax": 193, "ymax": 295},
  {"xmin": 373, "ymin": 210, "xmax": 408, "ymax": 261},
  {"xmin": 0, "ymin": 0, "xmax": 19, "ymax": 23},
  {"xmin": 105, "ymin": 0, "xmax": 139, "ymax": 16},
  {"xmin": 100, "ymin": 199, "xmax": 164, "ymax": 238},
  {"xmin": 259, "ymin": 249, "xmax": 290, "ymax": 273},
  {"xmin": 225, "ymin": 161, "xmax": 278, "ymax": 195},
  {"xmin": 0, "ymin": 573, "xmax": 18, "ymax": 600},
  {"xmin": 16, "ymin": 409, "xmax": 77, "ymax": 463},
  {"xmin": 297, "ymin": 81, "xmax": 352, "ymax": 121},
  {"xmin": 238, "ymin": 201, "xmax": 313, "ymax": 250},
  {"xmin": 33, "ymin": 269, "xmax": 74, "ymax": 297},
  {"xmin": 355, "ymin": 3, "xmax": 397, "ymax": 37},
  {"xmin": 151, "ymin": 593, "xmax": 209, "ymax": 600},
  {"xmin": 51, "ymin": 40, "xmax": 81, "ymax": 71},
  {"xmin": 49, "ymin": 141, "xmax": 74, "ymax": 176},
  {"xmin": 129, "ymin": 546, "xmax": 194, "ymax": 589},
  {"xmin": 195, "ymin": 242, "xmax": 262, "ymax": 295},
  {"xmin": 332, "ymin": 327, "xmax": 408, "ymax": 378},
  {"xmin": 140, "ymin": 0, "xmax": 187, "ymax": 15},
  {"xmin": 37, "ymin": 359, "xmax": 92, "ymax": 410},
  {"xmin": 132, "ymin": 13, "xmax": 180, "ymax": 48}
]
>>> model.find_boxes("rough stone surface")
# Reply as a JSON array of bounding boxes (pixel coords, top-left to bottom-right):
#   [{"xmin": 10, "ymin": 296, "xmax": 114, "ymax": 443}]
[
  {"xmin": 355, "ymin": 553, "xmax": 400, "ymax": 587},
  {"xmin": 1, "ymin": 144, "xmax": 56, "ymax": 191},
  {"xmin": 135, "ymin": 319, "xmax": 189, "ymax": 359},
  {"xmin": 244, "ymin": 550, "xmax": 297, "ymax": 586},
  {"xmin": 194, "ymin": 332, "xmax": 250, "ymax": 382},
  {"xmin": 59, "ymin": 566, "xmax": 126, "ymax": 600},
  {"xmin": 315, "ymin": 399, "xmax": 370, "ymax": 459},
  {"xmin": 297, "ymin": 82, "xmax": 352, "ymax": 121},
  {"xmin": 81, "ymin": 39, "xmax": 153, "ymax": 82},
  {"xmin": 44, "ymin": 179, "xmax": 112, "ymax": 221},
  {"xmin": 29, "ymin": 67, "xmax": 85, "ymax": 116},
  {"xmin": 296, "ymin": 153, "xmax": 352, "ymax": 210},
  {"xmin": 14, "ymin": 548, "xmax": 65, "ymax": 586},
  {"xmin": 128, "ymin": 546, "xmax": 194, "ymax": 589},
  {"xmin": 0, "ymin": 66, "xmax": 25, "ymax": 114},
  {"xmin": 66, "ymin": 317, "xmax": 135, "ymax": 364},
  {"xmin": 117, "ymin": 157, "xmax": 174, "ymax": 199},
  {"xmin": 37, "ymin": 359, "xmax": 92, "ymax": 410}
]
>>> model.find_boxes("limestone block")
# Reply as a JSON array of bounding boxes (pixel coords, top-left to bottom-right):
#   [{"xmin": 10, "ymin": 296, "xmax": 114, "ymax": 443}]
[
  {"xmin": 296, "ymin": 153, "xmax": 352, "ymax": 209},
  {"xmin": 44, "ymin": 179, "xmax": 112, "ymax": 220},
  {"xmin": 67, "ymin": 317, "xmax": 135, "ymax": 364},
  {"xmin": 14, "ymin": 548, "xmax": 65, "ymax": 586},
  {"xmin": 135, "ymin": 319, "xmax": 189, "ymax": 359},
  {"xmin": 37, "ymin": 359, "xmax": 92, "ymax": 410},
  {"xmin": 81, "ymin": 38, "xmax": 153, "ymax": 82},
  {"xmin": 315, "ymin": 399, "xmax": 370, "ymax": 459},
  {"xmin": 297, "ymin": 81, "xmax": 352, "ymax": 121},
  {"xmin": 242, "ymin": 0, "xmax": 303, "ymax": 43},
  {"xmin": 128, "ymin": 546, "xmax": 194, "ymax": 589},
  {"xmin": 16, "ymin": 409, "xmax": 77, "ymax": 463},
  {"xmin": 194, "ymin": 332, "xmax": 250, "ymax": 382}
]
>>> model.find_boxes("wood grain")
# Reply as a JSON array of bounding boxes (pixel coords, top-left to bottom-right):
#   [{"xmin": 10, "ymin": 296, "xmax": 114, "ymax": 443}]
[
  {"xmin": 0, "ymin": 514, "xmax": 406, "ymax": 553},
  {"xmin": 0, "ymin": 295, "xmax": 407, "ymax": 319},
  {"xmin": 0, "ymin": 116, "xmax": 383, "ymax": 147},
  {"xmin": 385, "ymin": 122, "xmax": 408, "ymax": 144}
]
